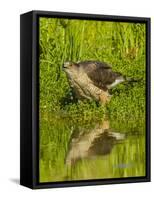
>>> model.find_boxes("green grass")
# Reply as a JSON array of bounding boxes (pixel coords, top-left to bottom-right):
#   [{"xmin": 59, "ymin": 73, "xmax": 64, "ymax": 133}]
[{"xmin": 39, "ymin": 17, "xmax": 146, "ymax": 182}]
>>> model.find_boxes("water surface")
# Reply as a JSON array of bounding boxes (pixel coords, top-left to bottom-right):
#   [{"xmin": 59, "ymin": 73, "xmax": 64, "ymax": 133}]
[{"xmin": 40, "ymin": 113, "xmax": 145, "ymax": 182}]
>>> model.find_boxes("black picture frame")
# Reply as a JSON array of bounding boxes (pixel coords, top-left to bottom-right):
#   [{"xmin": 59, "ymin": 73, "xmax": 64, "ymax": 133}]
[{"xmin": 20, "ymin": 10, "xmax": 151, "ymax": 189}]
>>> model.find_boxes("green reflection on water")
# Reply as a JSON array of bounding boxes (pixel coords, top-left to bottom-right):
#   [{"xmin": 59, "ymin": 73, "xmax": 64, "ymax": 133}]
[{"xmin": 39, "ymin": 113, "xmax": 145, "ymax": 182}]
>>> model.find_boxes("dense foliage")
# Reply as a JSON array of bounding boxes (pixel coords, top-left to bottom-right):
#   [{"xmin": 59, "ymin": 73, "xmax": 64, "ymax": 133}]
[{"xmin": 39, "ymin": 18, "xmax": 146, "ymax": 124}]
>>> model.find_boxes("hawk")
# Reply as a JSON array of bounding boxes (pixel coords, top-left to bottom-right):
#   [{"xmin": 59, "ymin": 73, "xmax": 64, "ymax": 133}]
[{"xmin": 63, "ymin": 60, "xmax": 135, "ymax": 104}]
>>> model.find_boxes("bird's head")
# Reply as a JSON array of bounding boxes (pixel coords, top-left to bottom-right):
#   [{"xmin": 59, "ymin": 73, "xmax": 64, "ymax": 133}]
[
  {"xmin": 63, "ymin": 61, "xmax": 79, "ymax": 69},
  {"xmin": 63, "ymin": 61, "xmax": 79, "ymax": 77}
]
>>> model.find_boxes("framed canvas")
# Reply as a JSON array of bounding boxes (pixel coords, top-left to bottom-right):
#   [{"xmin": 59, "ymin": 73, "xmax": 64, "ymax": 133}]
[{"xmin": 20, "ymin": 10, "xmax": 151, "ymax": 189}]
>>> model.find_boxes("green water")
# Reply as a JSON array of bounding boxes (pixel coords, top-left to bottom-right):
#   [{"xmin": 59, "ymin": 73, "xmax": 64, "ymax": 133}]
[{"xmin": 39, "ymin": 113, "xmax": 145, "ymax": 182}]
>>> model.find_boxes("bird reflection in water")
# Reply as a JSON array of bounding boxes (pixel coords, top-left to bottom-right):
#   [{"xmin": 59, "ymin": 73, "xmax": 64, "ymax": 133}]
[{"xmin": 65, "ymin": 120, "xmax": 125, "ymax": 166}]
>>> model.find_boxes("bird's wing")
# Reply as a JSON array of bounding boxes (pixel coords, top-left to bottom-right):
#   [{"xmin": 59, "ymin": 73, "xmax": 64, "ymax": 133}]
[
  {"xmin": 78, "ymin": 60, "xmax": 112, "ymax": 68},
  {"xmin": 79, "ymin": 61, "xmax": 120, "ymax": 90}
]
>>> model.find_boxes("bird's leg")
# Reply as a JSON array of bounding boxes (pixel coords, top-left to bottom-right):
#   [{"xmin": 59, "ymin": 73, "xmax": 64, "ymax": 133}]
[{"xmin": 99, "ymin": 91, "xmax": 111, "ymax": 104}]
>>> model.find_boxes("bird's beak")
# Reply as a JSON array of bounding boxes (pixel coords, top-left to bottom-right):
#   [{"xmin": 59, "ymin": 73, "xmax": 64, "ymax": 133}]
[
  {"xmin": 62, "ymin": 63, "xmax": 67, "ymax": 71},
  {"xmin": 63, "ymin": 62, "xmax": 70, "ymax": 69}
]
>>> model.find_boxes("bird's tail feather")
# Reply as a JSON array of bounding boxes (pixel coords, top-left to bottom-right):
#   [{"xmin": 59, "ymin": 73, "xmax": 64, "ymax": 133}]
[{"xmin": 125, "ymin": 77, "xmax": 143, "ymax": 83}]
